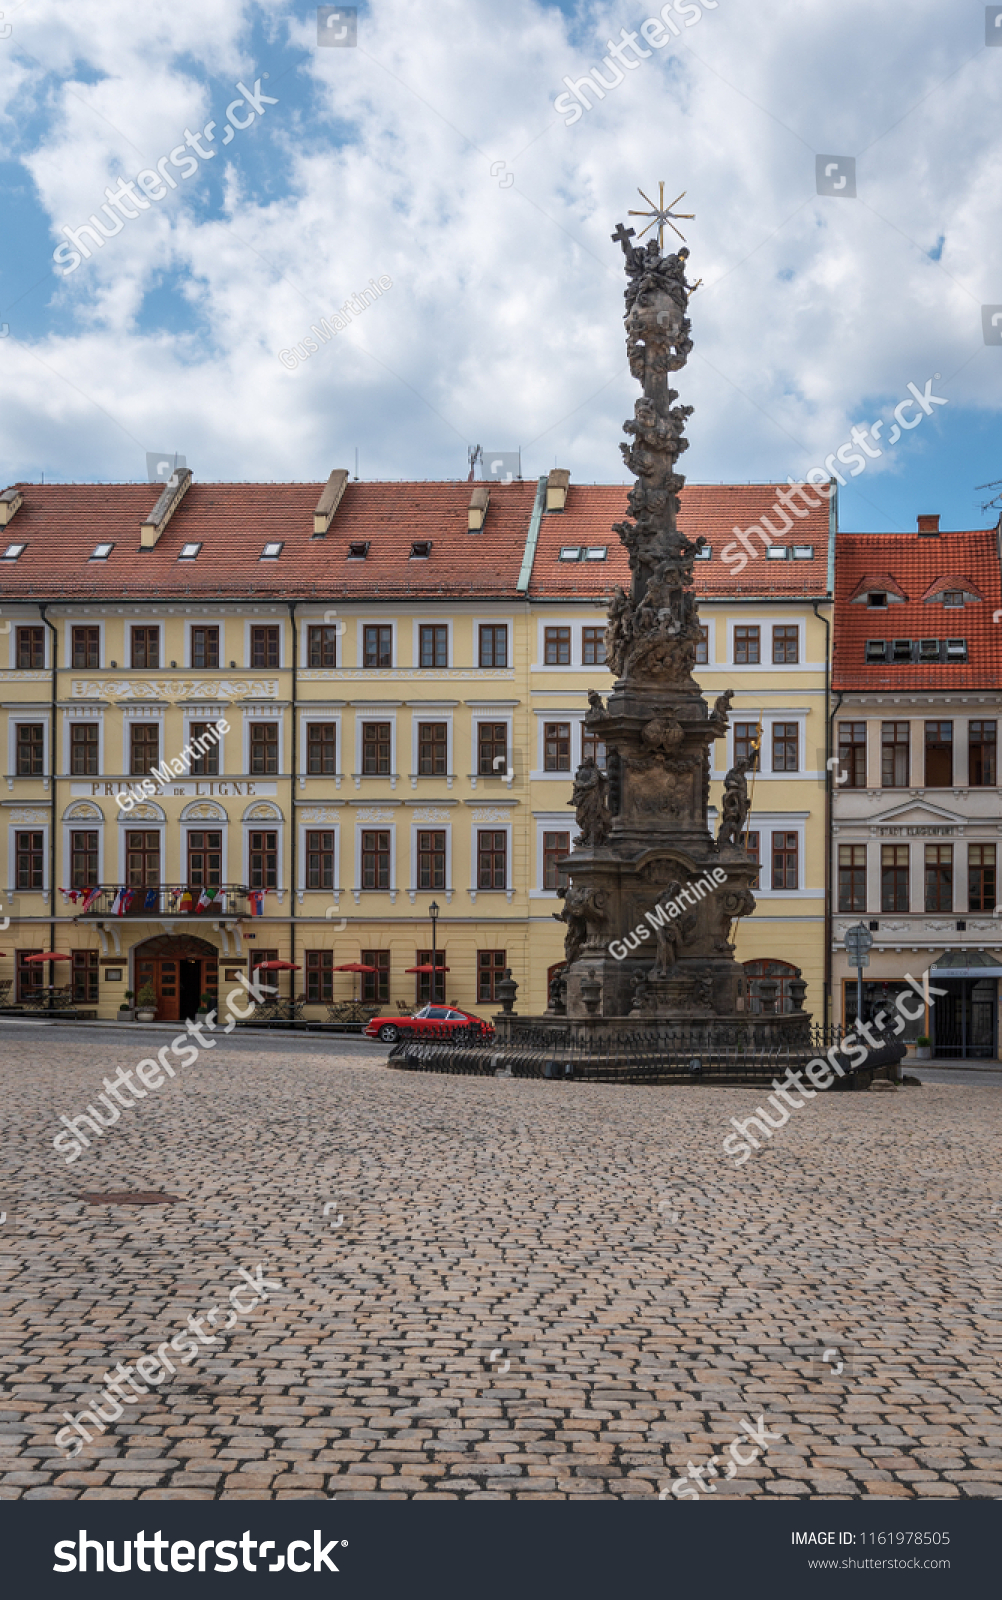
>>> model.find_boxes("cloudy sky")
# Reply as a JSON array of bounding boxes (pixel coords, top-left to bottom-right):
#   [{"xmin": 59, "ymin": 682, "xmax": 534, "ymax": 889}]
[{"xmin": 1, "ymin": 0, "xmax": 1000, "ymax": 532}]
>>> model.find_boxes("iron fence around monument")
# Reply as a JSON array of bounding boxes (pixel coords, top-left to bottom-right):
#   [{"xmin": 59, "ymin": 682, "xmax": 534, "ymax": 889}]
[{"xmin": 386, "ymin": 1022, "xmax": 850, "ymax": 1086}]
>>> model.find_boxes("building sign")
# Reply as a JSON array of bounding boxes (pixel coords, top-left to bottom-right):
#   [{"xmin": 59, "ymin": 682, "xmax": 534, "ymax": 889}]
[
  {"xmin": 71, "ymin": 781, "xmax": 278, "ymax": 798},
  {"xmin": 875, "ymin": 826, "xmax": 957, "ymax": 836}
]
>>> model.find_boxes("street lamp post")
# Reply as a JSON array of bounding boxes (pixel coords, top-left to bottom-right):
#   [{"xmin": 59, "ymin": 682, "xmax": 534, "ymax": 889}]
[{"xmin": 429, "ymin": 900, "xmax": 440, "ymax": 1004}]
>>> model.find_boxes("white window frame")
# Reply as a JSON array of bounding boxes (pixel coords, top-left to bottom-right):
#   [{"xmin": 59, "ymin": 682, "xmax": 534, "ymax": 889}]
[
  {"xmin": 242, "ymin": 808, "xmax": 286, "ymax": 901},
  {"xmin": 10, "ymin": 820, "xmax": 50, "ymax": 896},
  {"xmin": 61, "ymin": 808, "xmax": 106, "ymax": 894},
  {"xmin": 299, "ymin": 708, "xmax": 343, "ymax": 784},
  {"xmin": 181, "ymin": 705, "xmax": 228, "ymax": 777},
  {"xmin": 298, "ymin": 818, "xmax": 341, "ymax": 897},
  {"xmin": 10, "ymin": 618, "xmax": 50, "ymax": 671},
  {"xmin": 535, "ymin": 616, "xmax": 580, "ymax": 670},
  {"xmin": 179, "ymin": 815, "xmax": 230, "ymax": 889},
  {"xmin": 120, "ymin": 705, "xmax": 167, "ymax": 780},
  {"xmin": 116, "ymin": 815, "xmax": 166, "ymax": 884},
  {"xmin": 354, "ymin": 710, "xmax": 397, "ymax": 789},
  {"xmin": 126, "ymin": 619, "xmax": 164, "ymax": 672},
  {"xmin": 63, "ymin": 705, "xmax": 105, "ymax": 780},
  {"xmin": 531, "ymin": 813, "xmax": 573, "ymax": 899},
  {"xmin": 357, "ymin": 618, "xmax": 396, "ymax": 670},
  {"xmin": 9, "ymin": 713, "xmax": 49, "ymax": 778},
  {"xmin": 242, "ymin": 706, "xmax": 284, "ymax": 777},
  {"xmin": 469, "ymin": 817, "xmax": 513, "ymax": 902},
  {"xmin": 410, "ymin": 710, "xmax": 454, "ymax": 787},
  {"xmin": 693, "ymin": 616, "xmax": 717, "ymax": 667},
  {"xmin": 301, "ymin": 616, "xmax": 345, "ymax": 671},
  {"xmin": 761, "ymin": 713, "xmax": 805, "ymax": 777},
  {"xmin": 472, "ymin": 616, "xmax": 514, "ymax": 671},
  {"xmin": 468, "ymin": 705, "xmax": 516, "ymax": 790},
  {"xmin": 409, "ymin": 818, "xmax": 452, "ymax": 904},
  {"xmin": 64, "ymin": 618, "xmax": 106, "ymax": 670},
  {"xmin": 244, "ymin": 617, "xmax": 284, "ymax": 671},
  {"xmin": 185, "ymin": 618, "xmax": 228, "ymax": 671},
  {"xmin": 412, "ymin": 617, "xmax": 453, "ymax": 671},
  {"xmin": 747, "ymin": 812, "xmax": 815, "ymax": 898},
  {"xmin": 353, "ymin": 821, "xmax": 397, "ymax": 903},
  {"xmin": 531, "ymin": 709, "xmax": 584, "ymax": 780}
]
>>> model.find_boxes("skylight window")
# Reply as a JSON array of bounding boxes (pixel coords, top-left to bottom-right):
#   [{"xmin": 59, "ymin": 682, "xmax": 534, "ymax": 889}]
[
  {"xmin": 918, "ymin": 638, "xmax": 941, "ymax": 661},
  {"xmin": 347, "ymin": 540, "xmax": 370, "ymax": 559},
  {"xmin": 559, "ymin": 546, "xmax": 582, "ymax": 561},
  {"xmin": 2, "ymin": 543, "xmax": 25, "ymax": 560},
  {"xmin": 410, "ymin": 540, "xmax": 432, "ymax": 558},
  {"xmin": 766, "ymin": 545, "xmax": 788, "ymax": 560},
  {"xmin": 892, "ymin": 639, "xmax": 912, "ymax": 662},
  {"xmin": 867, "ymin": 592, "xmax": 887, "ymax": 608},
  {"xmin": 792, "ymin": 545, "xmax": 814, "ymax": 560},
  {"xmin": 261, "ymin": 541, "xmax": 284, "ymax": 559},
  {"xmin": 865, "ymin": 640, "xmax": 887, "ymax": 662},
  {"xmin": 584, "ymin": 546, "xmax": 607, "ymax": 560},
  {"xmin": 178, "ymin": 542, "xmax": 202, "ymax": 560},
  {"xmin": 90, "ymin": 542, "xmax": 114, "ymax": 560},
  {"xmin": 693, "ymin": 544, "xmax": 711, "ymax": 560},
  {"xmin": 945, "ymin": 638, "xmax": 967, "ymax": 662}
]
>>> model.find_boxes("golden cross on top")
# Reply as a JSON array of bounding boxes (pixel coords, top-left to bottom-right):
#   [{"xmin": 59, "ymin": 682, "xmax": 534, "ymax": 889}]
[{"xmin": 628, "ymin": 181, "xmax": 695, "ymax": 248}]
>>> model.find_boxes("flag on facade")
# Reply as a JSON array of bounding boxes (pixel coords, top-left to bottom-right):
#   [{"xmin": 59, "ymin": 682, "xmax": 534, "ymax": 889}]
[
  {"xmin": 59, "ymin": 888, "xmax": 81, "ymax": 904},
  {"xmin": 248, "ymin": 889, "xmax": 264, "ymax": 916},
  {"xmin": 180, "ymin": 889, "xmax": 193, "ymax": 912},
  {"xmin": 143, "ymin": 888, "xmax": 159, "ymax": 910},
  {"xmin": 196, "ymin": 887, "xmax": 219, "ymax": 913},
  {"xmin": 112, "ymin": 888, "xmax": 134, "ymax": 916},
  {"xmin": 81, "ymin": 886, "xmax": 102, "ymax": 913}
]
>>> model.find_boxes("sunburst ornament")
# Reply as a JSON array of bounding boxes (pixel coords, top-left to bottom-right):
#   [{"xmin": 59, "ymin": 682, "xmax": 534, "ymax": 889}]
[{"xmin": 628, "ymin": 182, "xmax": 695, "ymax": 249}]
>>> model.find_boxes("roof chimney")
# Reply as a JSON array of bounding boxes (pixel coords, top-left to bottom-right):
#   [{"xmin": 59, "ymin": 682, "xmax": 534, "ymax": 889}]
[
  {"xmin": 916, "ymin": 513, "xmax": 940, "ymax": 536},
  {"xmin": 140, "ymin": 467, "xmax": 192, "ymax": 548},
  {"xmin": 0, "ymin": 487, "xmax": 24, "ymax": 528},
  {"xmin": 313, "ymin": 467, "xmax": 349, "ymax": 535},
  {"xmin": 468, "ymin": 483, "xmax": 490, "ymax": 532},
  {"xmin": 546, "ymin": 468, "xmax": 570, "ymax": 513}
]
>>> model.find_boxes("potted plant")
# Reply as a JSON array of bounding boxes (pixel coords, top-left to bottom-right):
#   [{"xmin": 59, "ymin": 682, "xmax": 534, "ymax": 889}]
[
  {"xmin": 118, "ymin": 988, "xmax": 135, "ymax": 1020},
  {"xmin": 196, "ymin": 991, "xmax": 215, "ymax": 1020},
  {"xmin": 914, "ymin": 1035, "xmax": 932, "ymax": 1060},
  {"xmin": 135, "ymin": 982, "xmax": 157, "ymax": 1022}
]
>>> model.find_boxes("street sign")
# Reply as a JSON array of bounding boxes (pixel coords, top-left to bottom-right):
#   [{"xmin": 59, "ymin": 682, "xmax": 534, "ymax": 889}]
[
  {"xmin": 844, "ymin": 924, "xmax": 873, "ymax": 956},
  {"xmin": 849, "ymin": 952, "xmax": 869, "ymax": 968}
]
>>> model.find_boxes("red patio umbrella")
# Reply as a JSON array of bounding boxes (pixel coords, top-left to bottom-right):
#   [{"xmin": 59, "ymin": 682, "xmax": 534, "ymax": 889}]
[
  {"xmin": 23, "ymin": 952, "xmax": 71, "ymax": 961},
  {"xmin": 404, "ymin": 965, "xmax": 451, "ymax": 973},
  {"xmin": 333, "ymin": 961, "xmax": 376, "ymax": 1000},
  {"xmin": 252, "ymin": 960, "xmax": 300, "ymax": 970}
]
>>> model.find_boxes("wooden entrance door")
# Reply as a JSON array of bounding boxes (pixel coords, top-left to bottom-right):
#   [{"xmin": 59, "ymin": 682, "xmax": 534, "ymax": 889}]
[{"xmin": 135, "ymin": 955, "xmax": 180, "ymax": 1020}]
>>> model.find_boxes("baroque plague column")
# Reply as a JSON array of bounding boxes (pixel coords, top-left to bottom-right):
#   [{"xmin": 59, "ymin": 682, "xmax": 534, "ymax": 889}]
[{"xmin": 543, "ymin": 220, "xmax": 808, "ymax": 1048}]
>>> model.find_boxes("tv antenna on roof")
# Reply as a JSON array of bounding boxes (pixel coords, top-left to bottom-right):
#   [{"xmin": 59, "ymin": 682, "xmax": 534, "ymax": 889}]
[
  {"xmin": 976, "ymin": 477, "xmax": 1002, "ymax": 514},
  {"xmin": 468, "ymin": 444, "xmax": 483, "ymax": 481}
]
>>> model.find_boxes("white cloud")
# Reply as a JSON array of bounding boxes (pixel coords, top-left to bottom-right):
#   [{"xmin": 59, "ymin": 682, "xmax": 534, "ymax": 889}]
[{"xmin": 1, "ymin": 0, "xmax": 1000, "ymax": 509}]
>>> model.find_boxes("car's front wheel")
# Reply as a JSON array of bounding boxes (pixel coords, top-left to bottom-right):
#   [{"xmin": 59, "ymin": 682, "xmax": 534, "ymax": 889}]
[{"xmin": 378, "ymin": 1023, "xmax": 400, "ymax": 1043}]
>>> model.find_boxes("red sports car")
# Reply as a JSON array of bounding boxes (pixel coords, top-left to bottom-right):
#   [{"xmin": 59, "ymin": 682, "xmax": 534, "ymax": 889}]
[{"xmin": 365, "ymin": 1005, "xmax": 493, "ymax": 1044}]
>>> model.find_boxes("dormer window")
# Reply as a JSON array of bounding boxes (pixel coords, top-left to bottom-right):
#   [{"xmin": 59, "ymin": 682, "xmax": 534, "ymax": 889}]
[
  {"xmin": 892, "ymin": 639, "xmax": 912, "ymax": 662},
  {"xmin": 918, "ymin": 638, "xmax": 941, "ymax": 661},
  {"xmin": 865, "ymin": 640, "xmax": 887, "ymax": 662},
  {"xmin": 766, "ymin": 545, "xmax": 788, "ymax": 560},
  {"xmin": 178, "ymin": 542, "xmax": 202, "ymax": 560},
  {"xmin": 945, "ymin": 639, "xmax": 967, "ymax": 662},
  {"xmin": 867, "ymin": 592, "xmax": 887, "ymax": 608},
  {"xmin": 942, "ymin": 590, "xmax": 963, "ymax": 607},
  {"xmin": 2, "ymin": 543, "xmax": 25, "ymax": 560},
  {"xmin": 410, "ymin": 540, "xmax": 431, "ymax": 558},
  {"xmin": 90, "ymin": 542, "xmax": 114, "ymax": 560},
  {"xmin": 693, "ymin": 545, "xmax": 711, "ymax": 560},
  {"xmin": 792, "ymin": 545, "xmax": 813, "ymax": 559},
  {"xmin": 347, "ymin": 540, "xmax": 370, "ymax": 559},
  {"xmin": 261, "ymin": 541, "xmax": 284, "ymax": 559},
  {"xmin": 559, "ymin": 546, "xmax": 582, "ymax": 561}
]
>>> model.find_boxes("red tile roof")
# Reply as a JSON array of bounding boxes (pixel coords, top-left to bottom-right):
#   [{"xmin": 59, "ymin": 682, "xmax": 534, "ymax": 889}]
[
  {"xmin": 0, "ymin": 480, "xmax": 538, "ymax": 600},
  {"xmin": 527, "ymin": 483, "xmax": 832, "ymax": 598},
  {"xmin": 834, "ymin": 528, "xmax": 1002, "ymax": 691}
]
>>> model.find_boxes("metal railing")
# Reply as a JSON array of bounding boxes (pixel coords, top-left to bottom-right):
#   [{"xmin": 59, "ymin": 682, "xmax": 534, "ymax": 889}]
[{"xmin": 70, "ymin": 884, "xmax": 248, "ymax": 917}]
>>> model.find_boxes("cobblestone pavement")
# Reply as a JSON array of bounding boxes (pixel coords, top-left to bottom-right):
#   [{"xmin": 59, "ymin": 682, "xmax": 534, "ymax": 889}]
[{"xmin": 1, "ymin": 1026, "xmax": 1000, "ymax": 1501}]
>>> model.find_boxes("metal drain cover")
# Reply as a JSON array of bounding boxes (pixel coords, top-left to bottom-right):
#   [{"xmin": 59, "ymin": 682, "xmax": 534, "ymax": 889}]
[{"xmin": 80, "ymin": 1191, "xmax": 180, "ymax": 1205}]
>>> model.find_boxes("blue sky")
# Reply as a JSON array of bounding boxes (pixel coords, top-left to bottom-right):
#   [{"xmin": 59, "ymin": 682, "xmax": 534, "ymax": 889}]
[{"xmin": 1, "ymin": 0, "xmax": 1000, "ymax": 534}]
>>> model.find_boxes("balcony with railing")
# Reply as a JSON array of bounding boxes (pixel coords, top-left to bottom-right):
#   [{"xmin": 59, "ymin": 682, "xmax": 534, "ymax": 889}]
[{"xmin": 67, "ymin": 884, "xmax": 249, "ymax": 919}]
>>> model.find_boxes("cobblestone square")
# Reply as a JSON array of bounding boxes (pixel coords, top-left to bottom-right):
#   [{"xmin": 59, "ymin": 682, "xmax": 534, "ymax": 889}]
[{"xmin": 1, "ymin": 1027, "xmax": 999, "ymax": 1501}]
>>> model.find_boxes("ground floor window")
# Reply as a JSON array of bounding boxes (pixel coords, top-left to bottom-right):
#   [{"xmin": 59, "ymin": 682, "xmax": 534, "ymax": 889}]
[
  {"xmin": 743, "ymin": 958, "xmax": 799, "ymax": 1014},
  {"xmin": 305, "ymin": 949, "xmax": 333, "ymax": 1002},
  {"xmin": 416, "ymin": 949, "xmax": 447, "ymax": 1005},
  {"xmin": 72, "ymin": 950, "xmax": 99, "ymax": 1003},
  {"xmin": 17, "ymin": 950, "xmax": 43, "ymax": 1001},
  {"xmin": 477, "ymin": 950, "xmax": 507, "ymax": 1004},
  {"xmin": 361, "ymin": 950, "xmax": 390, "ymax": 1004}
]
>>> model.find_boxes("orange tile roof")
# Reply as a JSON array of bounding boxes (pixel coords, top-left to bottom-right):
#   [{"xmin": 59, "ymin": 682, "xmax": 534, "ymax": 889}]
[
  {"xmin": 0, "ymin": 480, "xmax": 538, "ymax": 600},
  {"xmin": 527, "ymin": 483, "xmax": 832, "ymax": 599},
  {"xmin": 833, "ymin": 527, "xmax": 1002, "ymax": 691}
]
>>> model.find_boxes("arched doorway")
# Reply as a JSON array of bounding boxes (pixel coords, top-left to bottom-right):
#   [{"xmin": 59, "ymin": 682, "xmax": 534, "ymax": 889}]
[{"xmin": 133, "ymin": 933, "xmax": 219, "ymax": 1022}]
